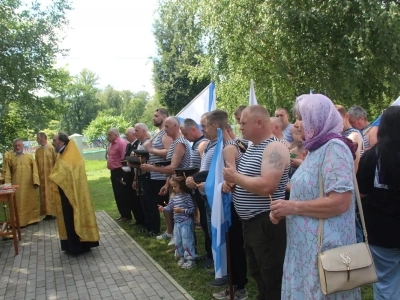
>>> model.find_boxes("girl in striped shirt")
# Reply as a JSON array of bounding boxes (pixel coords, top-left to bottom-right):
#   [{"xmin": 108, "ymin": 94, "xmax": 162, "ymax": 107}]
[{"xmin": 158, "ymin": 176, "xmax": 197, "ymax": 269}]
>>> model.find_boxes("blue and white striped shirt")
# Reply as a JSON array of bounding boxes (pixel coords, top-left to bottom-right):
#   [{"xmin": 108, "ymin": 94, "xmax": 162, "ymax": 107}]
[
  {"xmin": 164, "ymin": 193, "xmax": 195, "ymax": 222},
  {"xmin": 191, "ymin": 136, "xmax": 208, "ymax": 168},
  {"xmin": 233, "ymin": 136, "xmax": 289, "ymax": 220},
  {"xmin": 200, "ymin": 140, "xmax": 217, "ymax": 172},
  {"xmin": 343, "ymin": 127, "xmax": 365, "ymax": 157},
  {"xmin": 166, "ymin": 136, "xmax": 191, "ymax": 169},
  {"xmin": 149, "ymin": 130, "xmax": 169, "ymax": 180}
]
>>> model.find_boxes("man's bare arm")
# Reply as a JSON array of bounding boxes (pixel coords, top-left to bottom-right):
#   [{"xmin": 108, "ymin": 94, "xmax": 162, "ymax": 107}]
[{"xmin": 232, "ymin": 141, "xmax": 290, "ymax": 195}]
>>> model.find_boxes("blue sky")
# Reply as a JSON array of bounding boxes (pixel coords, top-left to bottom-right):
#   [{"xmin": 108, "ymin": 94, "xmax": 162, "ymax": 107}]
[{"xmin": 54, "ymin": 0, "xmax": 158, "ymax": 95}]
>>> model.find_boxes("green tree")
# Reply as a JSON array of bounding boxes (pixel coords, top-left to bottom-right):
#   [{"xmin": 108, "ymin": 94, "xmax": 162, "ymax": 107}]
[
  {"xmin": 190, "ymin": 0, "xmax": 400, "ymax": 118},
  {"xmin": 139, "ymin": 98, "xmax": 161, "ymax": 131},
  {"xmin": 0, "ymin": 0, "xmax": 71, "ymax": 150},
  {"xmin": 83, "ymin": 113, "xmax": 130, "ymax": 155},
  {"xmin": 98, "ymin": 85, "xmax": 124, "ymax": 115},
  {"xmin": 60, "ymin": 69, "xmax": 100, "ymax": 134},
  {"xmin": 152, "ymin": 0, "xmax": 210, "ymax": 115},
  {"xmin": 123, "ymin": 98, "xmax": 147, "ymax": 124}
]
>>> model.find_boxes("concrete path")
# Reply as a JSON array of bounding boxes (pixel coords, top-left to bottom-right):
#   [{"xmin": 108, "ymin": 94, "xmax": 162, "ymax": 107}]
[{"xmin": 0, "ymin": 211, "xmax": 194, "ymax": 300}]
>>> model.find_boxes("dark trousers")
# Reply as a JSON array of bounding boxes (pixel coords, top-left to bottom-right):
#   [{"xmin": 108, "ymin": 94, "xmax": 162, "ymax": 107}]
[
  {"xmin": 194, "ymin": 190, "xmax": 212, "ymax": 258},
  {"xmin": 110, "ymin": 168, "xmax": 131, "ymax": 219},
  {"xmin": 140, "ymin": 174, "xmax": 151, "ymax": 230},
  {"xmin": 59, "ymin": 187, "xmax": 99, "ymax": 253},
  {"xmin": 125, "ymin": 176, "xmax": 145, "ymax": 225},
  {"xmin": 143, "ymin": 178, "xmax": 169, "ymax": 233},
  {"xmin": 242, "ymin": 211, "xmax": 286, "ymax": 300},
  {"xmin": 229, "ymin": 204, "xmax": 248, "ymax": 289}
]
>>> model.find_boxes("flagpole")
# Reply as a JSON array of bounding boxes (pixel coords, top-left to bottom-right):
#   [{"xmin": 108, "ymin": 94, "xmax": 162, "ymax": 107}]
[{"xmin": 226, "ymin": 232, "xmax": 234, "ymax": 300}]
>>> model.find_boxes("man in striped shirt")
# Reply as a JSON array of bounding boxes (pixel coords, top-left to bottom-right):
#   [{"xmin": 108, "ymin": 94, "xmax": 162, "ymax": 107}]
[
  {"xmin": 186, "ymin": 113, "xmax": 217, "ymax": 269},
  {"xmin": 223, "ymin": 105, "xmax": 290, "ymax": 300},
  {"xmin": 180, "ymin": 118, "xmax": 212, "ymax": 260},
  {"xmin": 140, "ymin": 108, "xmax": 173, "ymax": 237},
  {"xmin": 141, "ymin": 116, "xmax": 191, "ymax": 239},
  {"xmin": 348, "ymin": 105, "xmax": 378, "ymax": 150}
]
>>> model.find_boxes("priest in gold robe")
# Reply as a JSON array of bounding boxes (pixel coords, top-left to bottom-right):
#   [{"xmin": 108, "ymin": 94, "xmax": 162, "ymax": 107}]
[
  {"xmin": 50, "ymin": 133, "xmax": 99, "ymax": 255},
  {"xmin": 3, "ymin": 139, "xmax": 40, "ymax": 227},
  {"xmin": 35, "ymin": 132, "xmax": 57, "ymax": 219}
]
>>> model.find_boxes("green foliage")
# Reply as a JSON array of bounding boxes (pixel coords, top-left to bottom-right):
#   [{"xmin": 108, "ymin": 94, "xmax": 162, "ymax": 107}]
[
  {"xmin": 98, "ymin": 86, "xmax": 149, "ymax": 123},
  {"xmin": 187, "ymin": 0, "xmax": 400, "ymax": 118},
  {"xmin": 83, "ymin": 113, "xmax": 130, "ymax": 150},
  {"xmin": 123, "ymin": 98, "xmax": 146, "ymax": 124},
  {"xmin": 0, "ymin": 0, "xmax": 71, "ymax": 150},
  {"xmin": 139, "ymin": 98, "xmax": 161, "ymax": 131},
  {"xmin": 152, "ymin": 0, "xmax": 210, "ymax": 115},
  {"xmin": 59, "ymin": 69, "xmax": 100, "ymax": 134},
  {"xmin": 40, "ymin": 120, "xmax": 61, "ymax": 139}
]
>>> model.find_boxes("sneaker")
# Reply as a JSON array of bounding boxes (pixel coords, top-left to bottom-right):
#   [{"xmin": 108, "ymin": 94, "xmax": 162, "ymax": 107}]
[
  {"xmin": 213, "ymin": 287, "xmax": 230, "ymax": 300},
  {"xmin": 167, "ymin": 236, "xmax": 176, "ymax": 246},
  {"xmin": 228, "ymin": 288, "xmax": 248, "ymax": 300},
  {"xmin": 177, "ymin": 257, "xmax": 186, "ymax": 267},
  {"xmin": 156, "ymin": 231, "xmax": 173, "ymax": 240},
  {"xmin": 208, "ymin": 276, "xmax": 229, "ymax": 287},
  {"xmin": 181, "ymin": 260, "xmax": 195, "ymax": 269}
]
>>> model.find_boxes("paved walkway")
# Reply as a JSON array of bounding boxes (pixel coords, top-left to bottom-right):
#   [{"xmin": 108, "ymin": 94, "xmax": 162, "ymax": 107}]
[{"xmin": 0, "ymin": 211, "xmax": 194, "ymax": 300}]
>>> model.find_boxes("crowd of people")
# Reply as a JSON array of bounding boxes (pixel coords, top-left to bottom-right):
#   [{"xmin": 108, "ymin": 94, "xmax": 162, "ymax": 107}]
[
  {"xmin": 2, "ymin": 93, "xmax": 399, "ymax": 300},
  {"xmin": 2, "ymin": 133, "xmax": 100, "ymax": 255},
  {"xmin": 105, "ymin": 94, "xmax": 399, "ymax": 300}
]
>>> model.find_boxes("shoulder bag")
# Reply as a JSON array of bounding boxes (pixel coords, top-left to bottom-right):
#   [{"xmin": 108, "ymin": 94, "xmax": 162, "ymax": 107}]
[{"xmin": 317, "ymin": 170, "xmax": 378, "ymax": 295}]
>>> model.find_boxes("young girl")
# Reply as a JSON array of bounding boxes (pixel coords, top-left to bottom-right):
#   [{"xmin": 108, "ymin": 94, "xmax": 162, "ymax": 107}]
[{"xmin": 158, "ymin": 176, "xmax": 197, "ymax": 269}]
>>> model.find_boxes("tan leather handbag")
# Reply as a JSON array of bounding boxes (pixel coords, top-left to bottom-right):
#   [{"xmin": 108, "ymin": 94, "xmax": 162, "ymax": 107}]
[{"xmin": 317, "ymin": 171, "xmax": 378, "ymax": 295}]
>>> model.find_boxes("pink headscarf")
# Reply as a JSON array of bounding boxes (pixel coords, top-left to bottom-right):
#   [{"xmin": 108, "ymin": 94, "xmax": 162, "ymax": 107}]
[{"xmin": 296, "ymin": 94, "xmax": 357, "ymax": 158}]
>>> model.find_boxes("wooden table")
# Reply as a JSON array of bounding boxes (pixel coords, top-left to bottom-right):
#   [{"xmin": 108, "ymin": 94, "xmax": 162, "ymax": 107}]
[{"xmin": 0, "ymin": 189, "xmax": 21, "ymax": 255}]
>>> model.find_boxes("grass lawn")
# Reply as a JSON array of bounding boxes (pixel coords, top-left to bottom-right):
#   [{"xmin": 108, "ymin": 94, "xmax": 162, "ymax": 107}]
[{"xmin": 85, "ymin": 160, "xmax": 374, "ymax": 300}]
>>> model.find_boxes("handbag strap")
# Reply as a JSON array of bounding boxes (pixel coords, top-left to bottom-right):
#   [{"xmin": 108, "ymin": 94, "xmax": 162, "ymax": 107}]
[{"xmin": 317, "ymin": 169, "xmax": 369, "ymax": 253}]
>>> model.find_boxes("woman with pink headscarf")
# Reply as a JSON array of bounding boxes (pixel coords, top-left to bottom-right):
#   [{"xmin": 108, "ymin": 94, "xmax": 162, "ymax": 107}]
[{"xmin": 270, "ymin": 94, "xmax": 360, "ymax": 299}]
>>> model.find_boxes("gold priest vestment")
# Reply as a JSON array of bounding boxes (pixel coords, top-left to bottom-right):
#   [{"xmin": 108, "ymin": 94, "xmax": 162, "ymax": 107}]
[
  {"xmin": 49, "ymin": 139, "xmax": 99, "ymax": 254},
  {"xmin": 3, "ymin": 151, "xmax": 40, "ymax": 226},
  {"xmin": 35, "ymin": 144, "xmax": 57, "ymax": 216}
]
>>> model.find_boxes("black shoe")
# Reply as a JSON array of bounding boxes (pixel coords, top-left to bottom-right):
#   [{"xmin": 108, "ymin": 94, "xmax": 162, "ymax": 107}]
[
  {"xmin": 201, "ymin": 257, "xmax": 214, "ymax": 269},
  {"xmin": 43, "ymin": 215, "xmax": 55, "ymax": 221},
  {"xmin": 129, "ymin": 221, "xmax": 143, "ymax": 226},
  {"xmin": 146, "ymin": 231, "xmax": 159, "ymax": 238},
  {"xmin": 207, "ymin": 276, "xmax": 229, "ymax": 287}
]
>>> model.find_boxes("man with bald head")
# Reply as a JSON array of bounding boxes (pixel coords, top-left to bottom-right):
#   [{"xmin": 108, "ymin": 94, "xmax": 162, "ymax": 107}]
[
  {"xmin": 224, "ymin": 105, "xmax": 290, "ymax": 300},
  {"xmin": 270, "ymin": 117, "xmax": 290, "ymax": 148},
  {"xmin": 141, "ymin": 116, "xmax": 191, "ymax": 239},
  {"xmin": 107, "ymin": 128, "xmax": 129, "ymax": 221}
]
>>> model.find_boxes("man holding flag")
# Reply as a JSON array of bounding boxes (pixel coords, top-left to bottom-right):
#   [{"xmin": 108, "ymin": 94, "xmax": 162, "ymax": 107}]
[{"xmin": 204, "ymin": 110, "xmax": 249, "ymax": 299}]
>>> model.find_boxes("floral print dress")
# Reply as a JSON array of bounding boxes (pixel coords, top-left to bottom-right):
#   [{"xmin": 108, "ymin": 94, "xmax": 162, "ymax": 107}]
[{"xmin": 282, "ymin": 139, "xmax": 361, "ymax": 299}]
